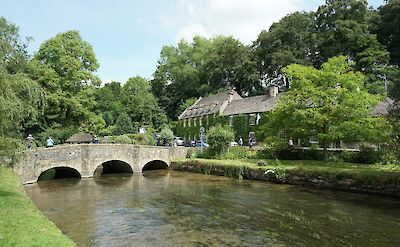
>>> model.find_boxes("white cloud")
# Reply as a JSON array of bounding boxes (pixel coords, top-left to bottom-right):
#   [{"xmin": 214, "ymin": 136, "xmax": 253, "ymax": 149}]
[{"xmin": 176, "ymin": 0, "xmax": 304, "ymax": 44}]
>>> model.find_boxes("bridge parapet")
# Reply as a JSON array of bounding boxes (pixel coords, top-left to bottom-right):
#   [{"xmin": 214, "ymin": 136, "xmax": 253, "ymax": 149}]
[{"xmin": 15, "ymin": 144, "xmax": 188, "ymax": 184}]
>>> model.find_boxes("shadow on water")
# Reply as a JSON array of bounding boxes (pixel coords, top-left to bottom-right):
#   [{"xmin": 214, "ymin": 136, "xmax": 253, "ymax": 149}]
[
  {"xmin": 142, "ymin": 169, "xmax": 169, "ymax": 178},
  {"xmin": 142, "ymin": 160, "xmax": 168, "ymax": 171},
  {"xmin": 93, "ymin": 173, "xmax": 132, "ymax": 187},
  {"xmin": 38, "ymin": 167, "xmax": 81, "ymax": 181}
]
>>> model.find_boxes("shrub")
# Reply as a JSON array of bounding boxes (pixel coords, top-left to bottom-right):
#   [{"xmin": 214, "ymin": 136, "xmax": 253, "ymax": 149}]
[
  {"xmin": 110, "ymin": 135, "xmax": 133, "ymax": 144},
  {"xmin": 0, "ymin": 138, "xmax": 25, "ymax": 167},
  {"xmin": 160, "ymin": 127, "xmax": 174, "ymax": 145},
  {"xmin": 207, "ymin": 124, "xmax": 234, "ymax": 154},
  {"xmin": 219, "ymin": 146, "xmax": 248, "ymax": 159}
]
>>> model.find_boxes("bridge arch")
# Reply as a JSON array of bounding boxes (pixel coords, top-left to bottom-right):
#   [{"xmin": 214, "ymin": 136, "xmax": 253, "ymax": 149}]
[
  {"xmin": 38, "ymin": 166, "xmax": 81, "ymax": 181},
  {"xmin": 142, "ymin": 160, "xmax": 169, "ymax": 171},
  {"xmin": 94, "ymin": 160, "xmax": 133, "ymax": 175}
]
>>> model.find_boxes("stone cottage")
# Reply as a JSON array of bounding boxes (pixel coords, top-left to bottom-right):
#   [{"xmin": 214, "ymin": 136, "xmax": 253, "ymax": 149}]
[{"xmin": 177, "ymin": 86, "xmax": 281, "ymax": 141}]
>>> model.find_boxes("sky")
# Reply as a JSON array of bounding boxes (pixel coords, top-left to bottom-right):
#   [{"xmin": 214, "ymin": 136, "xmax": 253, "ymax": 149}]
[{"xmin": 0, "ymin": 0, "xmax": 385, "ymax": 83}]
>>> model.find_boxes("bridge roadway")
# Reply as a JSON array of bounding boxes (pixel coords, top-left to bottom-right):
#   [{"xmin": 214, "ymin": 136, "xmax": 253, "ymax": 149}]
[{"xmin": 14, "ymin": 144, "xmax": 188, "ymax": 184}]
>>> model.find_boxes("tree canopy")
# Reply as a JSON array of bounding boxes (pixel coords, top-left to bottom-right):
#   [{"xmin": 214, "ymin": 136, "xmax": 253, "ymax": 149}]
[{"xmin": 264, "ymin": 56, "xmax": 390, "ymax": 159}]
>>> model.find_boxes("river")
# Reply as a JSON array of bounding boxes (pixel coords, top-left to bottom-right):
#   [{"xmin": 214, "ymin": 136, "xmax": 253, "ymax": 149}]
[{"xmin": 25, "ymin": 170, "xmax": 400, "ymax": 246}]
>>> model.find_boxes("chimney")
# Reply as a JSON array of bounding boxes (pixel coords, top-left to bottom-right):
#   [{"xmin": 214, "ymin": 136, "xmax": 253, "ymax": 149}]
[
  {"xmin": 228, "ymin": 89, "xmax": 234, "ymax": 103},
  {"xmin": 268, "ymin": 86, "xmax": 278, "ymax": 97}
]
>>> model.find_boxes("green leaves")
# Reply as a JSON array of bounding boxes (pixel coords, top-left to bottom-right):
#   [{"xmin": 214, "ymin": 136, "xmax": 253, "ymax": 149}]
[{"xmin": 266, "ymin": 56, "xmax": 390, "ymax": 153}]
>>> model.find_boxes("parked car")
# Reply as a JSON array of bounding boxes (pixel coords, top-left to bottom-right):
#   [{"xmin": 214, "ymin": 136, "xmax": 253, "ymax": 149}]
[
  {"xmin": 174, "ymin": 137, "xmax": 185, "ymax": 146},
  {"xmin": 195, "ymin": 140, "xmax": 209, "ymax": 147},
  {"xmin": 230, "ymin": 141, "xmax": 239, "ymax": 146}
]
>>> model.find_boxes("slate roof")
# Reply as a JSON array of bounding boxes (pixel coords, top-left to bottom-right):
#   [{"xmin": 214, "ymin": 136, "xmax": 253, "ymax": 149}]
[
  {"xmin": 66, "ymin": 133, "xmax": 94, "ymax": 143},
  {"xmin": 221, "ymin": 94, "xmax": 282, "ymax": 116},
  {"xmin": 372, "ymin": 98, "xmax": 393, "ymax": 117},
  {"xmin": 179, "ymin": 89, "xmax": 242, "ymax": 119}
]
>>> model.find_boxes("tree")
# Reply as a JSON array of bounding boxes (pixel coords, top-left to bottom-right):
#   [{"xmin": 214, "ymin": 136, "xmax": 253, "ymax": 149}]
[
  {"xmin": 123, "ymin": 76, "xmax": 167, "ymax": 128},
  {"xmin": 114, "ymin": 112, "xmax": 135, "ymax": 135},
  {"xmin": 207, "ymin": 124, "xmax": 235, "ymax": 154},
  {"xmin": 0, "ymin": 17, "xmax": 30, "ymax": 74},
  {"xmin": 152, "ymin": 36, "xmax": 260, "ymax": 119},
  {"xmin": 314, "ymin": 0, "xmax": 389, "ymax": 92},
  {"xmin": 253, "ymin": 12, "xmax": 317, "ymax": 89},
  {"xmin": 159, "ymin": 126, "xmax": 174, "ymax": 145},
  {"xmin": 265, "ymin": 56, "xmax": 390, "ymax": 160},
  {"xmin": 33, "ymin": 30, "xmax": 100, "ymax": 92},
  {"xmin": 376, "ymin": 0, "xmax": 400, "ymax": 66},
  {"xmin": 0, "ymin": 17, "xmax": 45, "ymax": 138},
  {"xmin": 30, "ymin": 30, "xmax": 103, "ymax": 134}
]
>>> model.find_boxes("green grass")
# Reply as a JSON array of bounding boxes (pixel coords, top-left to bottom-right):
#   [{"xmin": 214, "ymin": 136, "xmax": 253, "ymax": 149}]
[
  {"xmin": 173, "ymin": 158, "xmax": 400, "ymax": 182},
  {"xmin": 0, "ymin": 166, "xmax": 76, "ymax": 247}
]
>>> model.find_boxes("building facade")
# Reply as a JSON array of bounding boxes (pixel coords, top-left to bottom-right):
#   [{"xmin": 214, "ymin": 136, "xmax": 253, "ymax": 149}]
[{"xmin": 176, "ymin": 87, "xmax": 281, "ymax": 142}]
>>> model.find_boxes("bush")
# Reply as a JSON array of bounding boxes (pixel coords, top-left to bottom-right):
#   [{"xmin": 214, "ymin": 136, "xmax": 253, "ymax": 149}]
[
  {"xmin": 0, "ymin": 138, "xmax": 25, "ymax": 167},
  {"xmin": 207, "ymin": 124, "xmax": 234, "ymax": 154},
  {"xmin": 160, "ymin": 127, "xmax": 174, "ymax": 145},
  {"xmin": 219, "ymin": 146, "xmax": 248, "ymax": 159},
  {"xmin": 110, "ymin": 135, "xmax": 133, "ymax": 144}
]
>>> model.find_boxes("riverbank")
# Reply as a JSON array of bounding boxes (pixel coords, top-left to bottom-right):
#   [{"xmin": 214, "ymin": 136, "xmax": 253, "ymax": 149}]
[
  {"xmin": 170, "ymin": 159, "xmax": 400, "ymax": 198},
  {"xmin": 0, "ymin": 166, "xmax": 75, "ymax": 247}
]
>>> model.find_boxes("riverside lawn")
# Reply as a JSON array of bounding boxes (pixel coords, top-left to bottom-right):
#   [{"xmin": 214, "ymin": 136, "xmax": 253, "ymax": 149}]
[
  {"xmin": 0, "ymin": 166, "xmax": 76, "ymax": 247},
  {"xmin": 171, "ymin": 158, "xmax": 400, "ymax": 197}
]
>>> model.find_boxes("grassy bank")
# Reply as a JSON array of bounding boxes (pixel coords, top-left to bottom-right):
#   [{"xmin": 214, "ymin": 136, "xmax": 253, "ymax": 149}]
[
  {"xmin": 0, "ymin": 166, "xmax": 75, "ymax": 247},
  {"xmin": 171, "ymin": 158, "xmax": 400, "ymax": 197}
]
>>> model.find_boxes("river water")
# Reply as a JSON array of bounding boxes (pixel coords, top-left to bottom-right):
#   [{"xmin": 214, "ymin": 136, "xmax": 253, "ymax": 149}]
[{"xmin": 25, "ymin": 170, "xmax": 400, "ymax": 247}]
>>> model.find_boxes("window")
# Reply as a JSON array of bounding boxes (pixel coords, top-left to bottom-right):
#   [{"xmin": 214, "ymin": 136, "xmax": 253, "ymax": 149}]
[{"xmin": 249, "ymin": 114, "xmax": 256, "ymax": 126}]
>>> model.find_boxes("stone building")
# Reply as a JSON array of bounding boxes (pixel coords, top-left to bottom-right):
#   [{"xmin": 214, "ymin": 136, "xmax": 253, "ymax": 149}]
[{"xmin": 177, "ymin": 86, "xmax": 281, "ymax": 141}]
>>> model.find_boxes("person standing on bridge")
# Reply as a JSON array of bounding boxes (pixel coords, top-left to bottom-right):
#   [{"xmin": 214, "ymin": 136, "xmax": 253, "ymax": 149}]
[
  {"xmin": 46, "ymin": 137, "xmax": 54, "ymax": 148},
  {"xmin": 26, "ymin": 134, "xmax": 34, "ymax": 150}
]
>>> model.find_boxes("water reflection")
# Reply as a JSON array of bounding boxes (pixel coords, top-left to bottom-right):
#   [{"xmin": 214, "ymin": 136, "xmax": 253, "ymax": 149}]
[{"xmin": 24, "ymin": 171, "xmax": 400, "ymax": 247}]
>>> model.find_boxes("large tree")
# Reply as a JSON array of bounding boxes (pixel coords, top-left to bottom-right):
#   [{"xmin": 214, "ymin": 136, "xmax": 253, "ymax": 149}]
[
  {"xmin": 315, "ymin": 0, "xmax": 389, "ymax": 92},
  {"xmin": 152, "ymin": 36, "xmax": 259, "ymax": 119},
  {"xmin": 0, "ymin": 18, "xmax": 44, "ymax": 138},
  {"xmin": 123, "ymin": 76, "xmax": 167, "ymax": 129},
  {"xmin": 376, "ymin": 0, "xmax": 400, "ymax": 66},
  {"xmin": 253, "ymin": 12, "xmax": 317, "ymax": 88},
  {"xmin": 265, "ymin": 56, "xmax": 390, "ymax": 160},
  {"xmin": 30, "ymin": 30, "xmax": 103, "ymax": 137}
]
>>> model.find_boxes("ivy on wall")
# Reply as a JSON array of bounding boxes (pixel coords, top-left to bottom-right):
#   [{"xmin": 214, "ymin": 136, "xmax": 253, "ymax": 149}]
[{"xmin": 175, "ymin": 113, "xmax": 269, "ymax": 142}]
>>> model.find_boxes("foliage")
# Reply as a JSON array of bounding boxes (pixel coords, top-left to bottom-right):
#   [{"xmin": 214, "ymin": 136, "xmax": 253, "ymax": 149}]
[
  {"xmin": 160, "ymin": 126, "xmax": 174, "ymax": 144},
  {"xmin": 207, "ymin": 124, "xmax": 235, "ymax": 154},
  {"xmin": 109, "ymin": 135, "xmax": 133, "ymax": 144},
  {"xmin": 0, "ymin": 17, "xmax": 30, "ymax": 74},
  {"xmin": 0, "ymin": 138, "xmax": 25, "ymax": 167},
  {"xmin": 113, "ymin": 112, "xmax": 136, "ymax": 135},
  {"xmin": 123, "ymin": 76, "xmax": 167, "ymax": 128},
  {"xmin": 314, "ymin": 0, "xmax": 390, "ymax": 93},
  {"xmin": 264, "ymin": 56, "xmax": 391, "ymax": 160},
  {"xmin": 253, "ymin": 11, "xmax": 316, "ymax": 87},
  {"xmin": 376, "ymin": 0, "xmax": 400, "ymax": 66},
  {"xmin": 30, "ymin": 30, "xmax": 101, "ymax": 134},
  {"xmin": 152, "ymin": 36, "xmax": 260, "ymax": 119}
]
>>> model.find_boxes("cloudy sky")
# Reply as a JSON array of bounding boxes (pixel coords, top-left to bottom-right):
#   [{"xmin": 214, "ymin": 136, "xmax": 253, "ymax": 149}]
[{"xmin": 0, "ymin": 0, "xmax": 384, "ymax": 83}]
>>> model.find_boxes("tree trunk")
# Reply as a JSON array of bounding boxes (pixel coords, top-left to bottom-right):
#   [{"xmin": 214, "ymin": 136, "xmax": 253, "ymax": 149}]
[{"xmin": 323, "ymin": 123, "xmax": 328, "ymax": 162}]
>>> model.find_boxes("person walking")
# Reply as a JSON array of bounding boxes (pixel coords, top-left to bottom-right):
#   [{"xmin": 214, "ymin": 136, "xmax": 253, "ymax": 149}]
[
  {"xmin": 248, "ymin": 137, "xmax": 253, "ymax": 149},
  {"xmin": 238, "ymin": 136, "xmax": 243, "ymax": 146},
  {"xmin": 46, "ymin": 137, "xmax": 54, "ymax": 148},
  {"xmin": 26, "ymin": 134, "xmax": 34, "ymax": 150}
]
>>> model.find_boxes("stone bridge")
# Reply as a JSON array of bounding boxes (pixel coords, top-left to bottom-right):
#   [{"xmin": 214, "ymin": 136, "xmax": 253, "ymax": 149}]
[{"xmin": 14, "ymin": 144, "xmax": 188, "ymax": 184}]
